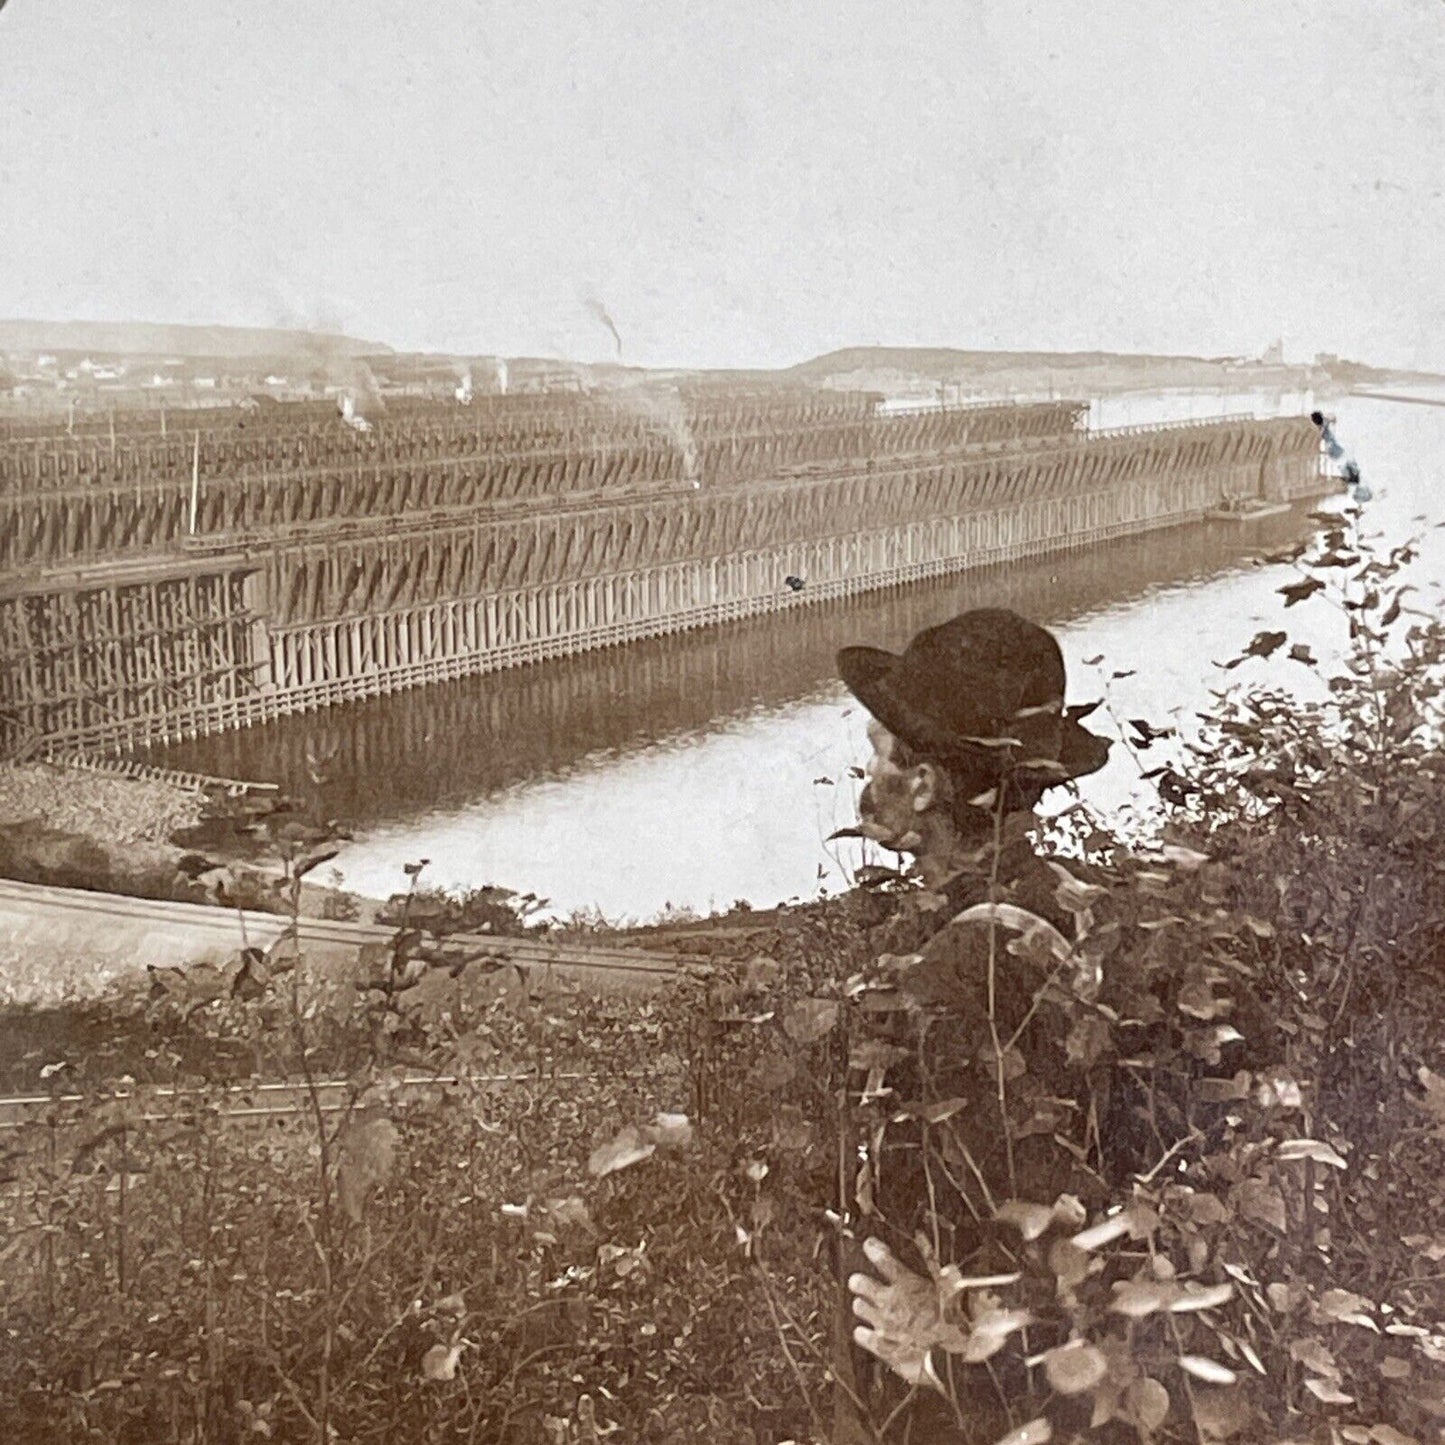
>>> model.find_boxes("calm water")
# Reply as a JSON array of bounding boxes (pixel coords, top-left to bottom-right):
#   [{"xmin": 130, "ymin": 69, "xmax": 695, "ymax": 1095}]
[{"xmin": 150, "ymin": 388, "xmax": 1445, "ymax": 921}]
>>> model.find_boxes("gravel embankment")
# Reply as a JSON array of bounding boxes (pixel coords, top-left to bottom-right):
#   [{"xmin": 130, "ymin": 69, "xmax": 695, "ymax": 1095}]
[{"xmin": 0, "ymin": 762, "xmax": 203, "ymax": 846}]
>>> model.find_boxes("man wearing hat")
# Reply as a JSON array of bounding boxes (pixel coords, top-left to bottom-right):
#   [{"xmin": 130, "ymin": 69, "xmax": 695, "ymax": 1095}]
[
  {"xmin": 840, "ymin": 606, "xmax": 1110, "ymax": 945},
  {"xmin": 832, "ymin": 608, "xmax": 1113, "ymax": 1435}
]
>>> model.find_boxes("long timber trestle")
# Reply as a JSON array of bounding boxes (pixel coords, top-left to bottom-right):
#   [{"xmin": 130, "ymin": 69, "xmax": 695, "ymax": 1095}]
[{"xmin": 0, "ymin": 391, "xmax": 1325, "ymax": 757}]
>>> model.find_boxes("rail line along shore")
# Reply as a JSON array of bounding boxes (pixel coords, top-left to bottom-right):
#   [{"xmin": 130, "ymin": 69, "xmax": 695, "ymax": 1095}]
[{"xmin": 0, "ymin": 389, "xmax": 1327, "ymax": 759}]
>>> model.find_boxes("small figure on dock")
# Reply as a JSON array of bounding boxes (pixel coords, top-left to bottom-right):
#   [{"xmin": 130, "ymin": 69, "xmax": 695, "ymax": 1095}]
[
  {"xmin": 783, "ymin": 574, "xmax": 806, "ymax": 593},
  {"xmin": 1311, "ymin": 410, "xmax": 1371, "ymax": 502}
]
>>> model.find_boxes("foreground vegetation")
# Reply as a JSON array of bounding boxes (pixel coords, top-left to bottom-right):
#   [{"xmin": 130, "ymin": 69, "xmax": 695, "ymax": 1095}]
[{"xmin": 5, "ymin": 503, "xmax": 1445, "ymax": 1444}]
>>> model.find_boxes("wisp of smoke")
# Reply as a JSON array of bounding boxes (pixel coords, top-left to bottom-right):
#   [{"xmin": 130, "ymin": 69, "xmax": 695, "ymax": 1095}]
[
  {"xmin": 608, "ymin": 382, "xmax": 701, "ymax": 487},
  {"xmin": 583, "ymin": 297, "xmax": 624, "ymax": 358}
]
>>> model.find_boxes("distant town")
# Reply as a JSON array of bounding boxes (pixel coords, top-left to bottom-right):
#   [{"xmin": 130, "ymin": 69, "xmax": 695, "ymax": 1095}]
[{"xmin": 1, "ymin": 319, "xmax": 1441, "ymax": 420}]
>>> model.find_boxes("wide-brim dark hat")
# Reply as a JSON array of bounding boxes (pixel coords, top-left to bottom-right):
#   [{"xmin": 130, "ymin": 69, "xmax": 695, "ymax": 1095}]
[{"xmin": 838, "ymin": 607, "xmax": 1110, "ymax": 791}]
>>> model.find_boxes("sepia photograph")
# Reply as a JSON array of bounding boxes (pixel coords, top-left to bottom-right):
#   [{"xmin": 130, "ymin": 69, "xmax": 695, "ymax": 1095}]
[{"xmin": 2, "ymin": 2, "xmax": 1443, "ymax": 1440}]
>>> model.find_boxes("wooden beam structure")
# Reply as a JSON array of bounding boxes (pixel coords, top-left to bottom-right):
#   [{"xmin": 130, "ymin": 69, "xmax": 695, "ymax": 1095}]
[{"xmin": 0, "ymin": 391, "xmax": 1325, "ymax": 757}]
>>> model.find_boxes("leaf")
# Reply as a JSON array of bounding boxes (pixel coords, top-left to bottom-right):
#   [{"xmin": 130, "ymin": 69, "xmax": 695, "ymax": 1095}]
[
  {"xmin": 854, "ymin": 864, "xmax": 905, "ymax": 888},
  {"xmin": 782, "ymin": 997, "xmax": 839, "ymax": 1045},
  {"xmin": 1111, "ymin": 1277, "xmax": 1176, "ymax": 1318},
  {"xmin": 977, "ymin": 1041, "xmax": 1028, "ymax": 1082},
  {"xmin": 1197, "ymin": 1072, "xmax": 1252, "ymax": 1103},
  {"xmin": 587, "ymin": 1125, "xmax": 656, "ymax": 1178},
  {"xmin": 1185, "ymin": 1024, "xmax": 1244, "ymax": 1064},
  {"xmin": 1065, "ymin": 1014, "xmax": 1113, "ymax": 1068},
  {"xmin": 1129, "ymin": 717, "xmax": 1177, "ymax": 747},
  {"xmin": 895, "ymin": 1096, "xmax": 970, "ymax": 1125},
  {"xmin": 1178, "ymin": 1355, "xmax": 1237, "ymax": 1386},
  {"xmin": 1302, "ymin": 1377, "xmax": 1353, "ymax": 1404},
  {"xmin": 950, "ymin": 902, "xmax": 1074, "ymax": 965},
  {"xmin": 1232, "ymin": 1179, "xmax": 1287, "ymax": 1234},
  {"xmin": 1178, "ymin": 979, "xmax": 1229, "ymax": 1020},
  {"xmin": 1253, "ymin": 1069, "xmax": 1302, "ymax": 1109},
  {"xmin": 772, "ymin": 1104, "xmax": 814, "ymax": 1152},
  {"xmin": 1049, "ymin": 1239, "xmax": 1090, "ymax": 1291},
  {"xmin": 1317, "ymin": 1288, "xmax": 1378, "ymax": 1329},
  {"xmin": 955, "ymin": 1307, "xmax": 1032, "ymax": 1361},
  {"xmin": 293, "ymin": 845, "xmax": 340, "ymax": 879},
  {"xmin": 1124, "ymin": 1376, "xmax": 1170, "ymax": 1433},
  {"xmin": 993, "ymin": 1419, "xmax": 1051, "ymax": 1445},
  {"xmin": 743, "ymin": 954, "xmax": 784, "ymax": 990},
  {"xmin": 1235, "ymin": 1337, "xmax": 1266, "ymax": 1376},
  {"xmin": 1288, "ymin": 1338, "xmax": 1340, "ymax": 1379},
  {"xmin": 1169, "ymin": 1281, "xmax": 1234, "ymax": 1313},
  {"xmin": 1369, "ymin": 1426, "xmax": 1421, "ymax": 1445},
  {"xmin": 849, "ymin": 1040, "xmax": 910, "ymax": 1072},
  {"xmin": 1047, "ymin": 862, "xmax": 1109, "ymax": 914},
  {"xmin": 1190, "ymin": 1384, "xmax": 1254, "ymax": 1440},
  {"xmin": 1179, "ymin": 1191, "xmax": 1231, "ymax": 1227},
  {"xmin": 643, "ymin": 1112, "xmax": 693, "ymax": 1151},
  {"xmin": 1411, "ymin": 1067, "xmax": 1445, "ymax": 1126},
  {"xmin": 1278, "ymin": 576, "xmax": 1326, "ymax": 607},
  {"xmin": 1241, "ymin": 630, "xmax": 1288, "ymax": 662},
  {"xmin": 396, "ymin": 966, "xmax": 461, "ymax": 1026},
  {"xmin": 336, "ymin": 1115, "xmax": 399, "ymax": 1225},
  {"xmin": 1276, "ymin": 1139, "xmax": 1347, "ymax": 1169},
  {"xmin": 1043, "ymin": 1341, "xmax": 1108, "ymax": 1395},
  {"xmin": 1072, "ymin": 1209, "xmax": 1141, "ymax": 1252},
  {"xmin": 996, "ymin": 1200, "xmax": 1056, "ymax": 1242},
  {"xmin": 421, "ymin": 1342, "xmax": 466, "ymax": 1381},
  {"xmin": 749, "ymin": 1048, "xmax": 797, "ymax": 1093}
]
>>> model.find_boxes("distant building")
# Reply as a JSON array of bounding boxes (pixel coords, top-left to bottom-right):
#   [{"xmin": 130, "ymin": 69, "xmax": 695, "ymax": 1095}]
[{"xmin": 1260, "ymin": 339, "xmax": 1286, "ymax": 365}]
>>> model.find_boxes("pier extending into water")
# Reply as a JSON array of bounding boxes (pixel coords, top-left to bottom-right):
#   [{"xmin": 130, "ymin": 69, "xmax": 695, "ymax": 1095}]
[{"xmin": 0, "ymin": 390, "xmax": 1324, "ymax": 757}]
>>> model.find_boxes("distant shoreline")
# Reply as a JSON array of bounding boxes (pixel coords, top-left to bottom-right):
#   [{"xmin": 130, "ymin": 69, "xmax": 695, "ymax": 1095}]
[{"xmin": 2, "ymin": 323, "xmax": 1440, "ymax": 407}]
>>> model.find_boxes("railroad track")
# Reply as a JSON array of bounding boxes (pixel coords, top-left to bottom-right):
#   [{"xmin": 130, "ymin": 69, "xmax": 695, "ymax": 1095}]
[
  {"xmin": 0, "ymin": 1066, "xmax": 668, "ymax": 1133},
  {"xmin": 0, "ymin": 878, "xmax": 705, "ymax": 999}
]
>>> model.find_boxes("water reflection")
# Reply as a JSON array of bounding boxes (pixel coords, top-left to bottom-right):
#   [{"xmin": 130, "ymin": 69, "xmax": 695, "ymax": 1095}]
[{"xmin": 150, "ymin": 507, "xmax": 1311, "ymax": 826}]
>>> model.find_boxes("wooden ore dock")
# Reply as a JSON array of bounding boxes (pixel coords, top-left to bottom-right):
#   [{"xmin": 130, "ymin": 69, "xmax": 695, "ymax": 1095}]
[{"xmin": 0, "ymin": 388, "xmax": 1326, "ymax": 758}]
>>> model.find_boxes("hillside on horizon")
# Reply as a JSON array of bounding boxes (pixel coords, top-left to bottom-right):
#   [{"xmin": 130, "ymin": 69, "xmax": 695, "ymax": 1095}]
[
  {"xmin": 787, "ymin": 345, "xmax": 1241, "ymax": 375},
  {"xmin": 0, "ymin": 319, "xmax": 391, "ymax": 360},
  {"xmin": 782, "ymin": 344, "xmax": 1445, "ymax": 396}
]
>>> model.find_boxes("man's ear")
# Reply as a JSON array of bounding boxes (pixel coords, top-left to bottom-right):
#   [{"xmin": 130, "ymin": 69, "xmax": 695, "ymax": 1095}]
[{"xmin": 907, "ymin": 762, "xmax": 942, "ymax": 814}]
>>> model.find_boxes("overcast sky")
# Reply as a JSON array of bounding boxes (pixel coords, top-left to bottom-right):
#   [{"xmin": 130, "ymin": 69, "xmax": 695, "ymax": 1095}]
[{"xmin": 2, "ymin": 1, "xmax": 1441, "ymax": 370}]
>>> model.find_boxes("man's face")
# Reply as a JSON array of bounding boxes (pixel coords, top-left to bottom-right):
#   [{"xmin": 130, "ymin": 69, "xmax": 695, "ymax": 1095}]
[{"xmin": 858, "ymin": 720, "xmax": 925, "ymax": 852}]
